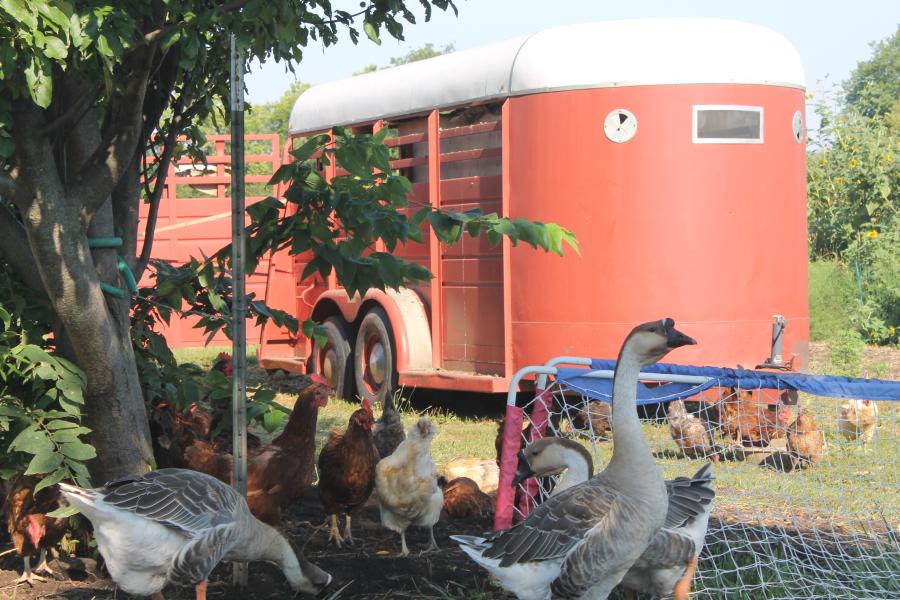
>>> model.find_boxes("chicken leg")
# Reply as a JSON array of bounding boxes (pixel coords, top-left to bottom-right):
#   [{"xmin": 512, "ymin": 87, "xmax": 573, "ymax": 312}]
[
  {"xmin": 15, "ymin": 556, "xmax": 47, "ymax": 585},
  {"xmin": 399, "ymin": 531, "xmax": 410, "ymax": 557},
  {"xmin": 195, "ymin": 580, "xmax": 208, "ymax": 600},
  {"xmin": 327, "ymin": 514, "xmax": 345, "ymax": 547},
  {"xmin": 34, "ymin": 549, "xmax": 54, "ymax": 575},
  {"xmin": 426, "ymin": 526, "xmax": 438, "ymax": 552},
  {"xmin": 343, "ymin": 515, "xmax": 355, "ymax": 545},
  {"xmin": 672, "ymin": 556, "xmax": 699, "ymax": 600}
]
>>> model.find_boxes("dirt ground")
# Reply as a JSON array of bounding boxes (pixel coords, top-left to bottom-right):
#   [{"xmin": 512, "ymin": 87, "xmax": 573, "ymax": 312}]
[{"xmin": 0, "ymin": 484, "xmax": 505, "ymax": 599}]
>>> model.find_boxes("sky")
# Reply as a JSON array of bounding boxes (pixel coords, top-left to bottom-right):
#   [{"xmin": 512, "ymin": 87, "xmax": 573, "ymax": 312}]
[{"xmin": 244, "ymin": 0, "xmax": 899, "ymax": 122}]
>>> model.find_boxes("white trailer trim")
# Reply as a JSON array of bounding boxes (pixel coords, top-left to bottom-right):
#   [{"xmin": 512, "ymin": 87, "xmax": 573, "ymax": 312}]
[{"xmin": 289, "ymin": 18, "xmax": 805, "ymax": 135}]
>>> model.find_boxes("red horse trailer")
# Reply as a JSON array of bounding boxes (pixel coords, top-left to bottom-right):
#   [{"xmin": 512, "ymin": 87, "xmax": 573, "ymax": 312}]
[{"xmin": 258, "ymin": 18, "xmax": 809, "ymax": 403}]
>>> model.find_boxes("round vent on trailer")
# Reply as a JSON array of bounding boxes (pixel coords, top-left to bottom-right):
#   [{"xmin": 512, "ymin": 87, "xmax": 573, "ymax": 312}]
[
  {"xmin": 792, "ymin": 110, "xmax": 804, "ymax": 144},
  {"xmin": 604, "ymin": 109, "xmax": 637, "ymax": 143}
]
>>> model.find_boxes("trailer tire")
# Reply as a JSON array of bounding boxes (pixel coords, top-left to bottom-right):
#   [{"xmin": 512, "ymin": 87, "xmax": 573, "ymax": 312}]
[
  {"xmin": 354, "ymin": 306, "xmax": 397, "ymax": 407},
  {"xmin": 310, "ymin": 316, "xmax": 355, "ymax": 401}
]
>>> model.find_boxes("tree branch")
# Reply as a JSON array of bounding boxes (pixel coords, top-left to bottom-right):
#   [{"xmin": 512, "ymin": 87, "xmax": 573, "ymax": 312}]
[
  {"xmin": 69, "ymin": 45, "xmax": 157, "ymax": 217},
  {"xmin": 140, "ymin": 0, "xmax": 251, "ymax": 48},
  {"xmin": 35, "ymin": 84, "xmax": 102, "ymax": 138},
  {"xmin": 135, "ymin": 116, "xmax": 179, "ymax": 279}
]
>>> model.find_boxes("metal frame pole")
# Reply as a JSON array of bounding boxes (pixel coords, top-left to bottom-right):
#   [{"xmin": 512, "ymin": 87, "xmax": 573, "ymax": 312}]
[{"xmin": 229, "ymin": 33, "xmax": 248, "ymax": 588}]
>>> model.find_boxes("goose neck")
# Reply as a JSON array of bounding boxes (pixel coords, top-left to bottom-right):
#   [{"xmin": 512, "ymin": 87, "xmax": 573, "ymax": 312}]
[{"xmin": 607, "ymin": 350, "xmax": 655, "ymax": 475}]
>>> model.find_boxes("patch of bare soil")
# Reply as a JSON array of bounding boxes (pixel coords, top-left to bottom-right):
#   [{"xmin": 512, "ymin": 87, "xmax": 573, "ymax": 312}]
[
  {"xmin": 808, "ymin": 341, "xmax": 900, "ymax": 379},
  {"xmin": 0, "ymin": 486, "xmax": 505, "ymax": 600}
]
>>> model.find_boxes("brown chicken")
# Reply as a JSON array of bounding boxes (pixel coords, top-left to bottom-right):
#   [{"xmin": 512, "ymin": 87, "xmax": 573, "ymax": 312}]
[
  {"xmin": 439, "ymin": 476, "xmax": 494, "ymax": 519},
  {"xmin": 720, "ymin": 388, "xmax": 792, "ymax": 448},
  {"xmin": 317, "ymin": 399, "xmax": 377, "ymax": 546},
  {"xmin": 150, "ymin": 401, "xmax": 213, "ymax": 469},
  {"xmin": 787, "ymin": 410, "xmax": 826, "ymax": 467},
  {"xmin": 184, "ymin": 377, "xmax": 332, "ymax": 524},
  {"xmin": 3, "ymin": 474, "xmax": 68, "ymax": 584}
]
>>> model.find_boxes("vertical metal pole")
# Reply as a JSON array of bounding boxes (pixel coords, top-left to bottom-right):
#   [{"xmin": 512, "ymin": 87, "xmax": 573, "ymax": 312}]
[{"xmin": 229, "ymin": 33, "xmax": 249, "ymax": 588}]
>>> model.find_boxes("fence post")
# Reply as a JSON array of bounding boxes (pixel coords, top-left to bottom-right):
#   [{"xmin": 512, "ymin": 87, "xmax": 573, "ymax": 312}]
[{"xmin": 229, "ymin": 32, "xmax": 248, "ymax": 588}]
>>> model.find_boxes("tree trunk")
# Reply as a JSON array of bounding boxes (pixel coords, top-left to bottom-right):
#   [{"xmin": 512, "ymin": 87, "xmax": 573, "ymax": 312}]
[{"xmin": 12, "ymin": 101, "xmax": 154, "ymax": 483}]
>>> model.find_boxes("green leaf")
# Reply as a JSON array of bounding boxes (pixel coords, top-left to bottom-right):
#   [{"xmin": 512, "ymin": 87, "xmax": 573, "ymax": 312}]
[
  {"xmin": 46, "ymin": 505, "xmax": 80, "ymax": 519},
  {"xmin": 24, "ymin": 54, "xmax": 53, "ymax": 108},
  {"xmin": 0, "ymin": 0, "xmax": 37, "ymax": 29},
  {"xmin": 24, "ymin": 450, "xmax": 63, "ymax": 475},
  {"xmin": 51, "ymin": 427, "xmax": 91, "ymax": 443},
  {"xmin": 46, "ymin": 419, "xmax": 79, "ymax": 430},
  {"xmin": 0, "ymin": 404, "xmax": 26, "ymax": 419},
  {"xmin": 363, "ymin": 22, "xmax": 381, "ymax": 45},
  {"xmin": 58, "ymin": 441, "xmax": 97, "ymax": 461},
  {"xmin": 33, "ymin": 467, "xmax": 67, "ymax": 494},
  {"xmin": 262, "ymin": 409, "xmax": 283, "ymax": 433},
  {"xmin": 252, "ymin": 388, "xmax": 276, "ymax": 404},
  {"xmin": 10, "ymin": 427, "xmax": 53, "ymax": 454}
]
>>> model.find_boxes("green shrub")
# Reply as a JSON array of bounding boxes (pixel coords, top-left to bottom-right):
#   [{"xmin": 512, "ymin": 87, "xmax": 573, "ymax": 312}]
[
  {"xmin": 847, "ymin": 213, "xmax": 900, "ymax": 344},
  {"xmin": 0, "ymin": 265, "xmax": 93, "ymax": 495},
  {"xmin": 808, "ymin": 260, "xmax": 857, "ymax": 341},
  {"xmin": 827, "ymin": 329, "xmax": 867, "ymax": 377}
]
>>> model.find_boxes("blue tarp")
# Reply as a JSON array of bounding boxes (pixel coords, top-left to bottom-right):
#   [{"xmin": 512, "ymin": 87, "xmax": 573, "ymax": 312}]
[{"xmin": 555, "ymin": 359, "xmax": 900, "ymax": 405}]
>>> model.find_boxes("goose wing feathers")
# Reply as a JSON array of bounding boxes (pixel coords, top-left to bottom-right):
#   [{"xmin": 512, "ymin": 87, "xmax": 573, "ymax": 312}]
[
  {"xmin": 482, "ymin": 475, "xmax": 623, "ymax": 568},
  {"xmin": 663, "ymin": 463, "xmax": 714, "ymax": 529},
  {"xmin": 168, "ymin": 523, "xmax": 243, "ymax": 586},
  {"xmin": 101, "ymin": 469, "xmax": 240, "ymax": 535},
  {"xmin": 631, "ymin": 527, "xmax": 697, "ymax": 570}
]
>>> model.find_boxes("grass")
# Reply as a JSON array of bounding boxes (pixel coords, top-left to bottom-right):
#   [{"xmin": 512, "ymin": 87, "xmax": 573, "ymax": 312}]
[
  {"xmin": 809, "ymin": 260, "xmax": 857, "ymax": 342},
  {"xmin": 171, "ymin": 345, "xmax": 900, "ymax": 599}
]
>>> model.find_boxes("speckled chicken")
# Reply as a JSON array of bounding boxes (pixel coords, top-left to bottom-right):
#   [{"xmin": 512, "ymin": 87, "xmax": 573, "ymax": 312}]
[
  {"xmin": 787, "ymin": 410, "xmax": 826, "ymax": 467},
  {"xmin": 317, "ymin": 400, "xmax": 378, "ymax": 546},
  {"xmin": 4, "ymin": 474, "xmax": 68, "ymax": 584},
  {"xmin": 668, "ymin": 400, "xmax": 720, "ymax": 461},
  {"xmin": 373, "ymin": 393, "xmax": 405, "ymax": 460},
  {"xmin": 569, "ymin": 400, "xmax": 611, "ymax": 439}
]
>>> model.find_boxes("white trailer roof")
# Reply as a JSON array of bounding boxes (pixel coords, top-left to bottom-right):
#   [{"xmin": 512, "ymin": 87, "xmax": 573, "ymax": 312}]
[{"xmin": 289, "ymin": 18, "xmax": 805, "ymax": 134}]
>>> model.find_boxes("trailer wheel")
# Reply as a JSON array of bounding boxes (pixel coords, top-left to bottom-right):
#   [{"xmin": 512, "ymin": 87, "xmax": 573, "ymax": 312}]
[
  {"xmin": 310, "ymin": 316, "xmax": 355, "ymax": 401},
  {"xmin": 354, "ymin": 306, "xmax": 397, "ymax": 406}
]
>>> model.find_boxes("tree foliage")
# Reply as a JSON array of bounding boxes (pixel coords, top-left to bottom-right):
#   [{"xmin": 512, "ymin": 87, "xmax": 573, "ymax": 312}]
[
  {"xmin": 807, "ymin": 27, "xmax": 899, "ymax": 345},
  {"xmin": 0, "ymin": 0, "xmax": 464, "ymax": 481},
  {"xmin": 807, "ymin": 101, "xmax": 897, "ymax": 258},
  {"xmin": 843, "ymin": 25, "xmax": 900, "ymax": 120},
  {"xmin": 354, "ymin": 41, "xmax": 454, "ymax": 75}
]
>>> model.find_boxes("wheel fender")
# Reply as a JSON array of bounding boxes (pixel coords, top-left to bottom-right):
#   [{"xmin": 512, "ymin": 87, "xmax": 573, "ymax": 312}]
[{"xmin": 313, "ymin": 288, "xmax": 432, "ymax": 372}]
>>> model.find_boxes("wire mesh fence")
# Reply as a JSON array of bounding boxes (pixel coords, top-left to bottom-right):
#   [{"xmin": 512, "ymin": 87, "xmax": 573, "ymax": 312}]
[{"xmin": 497, "ymin": 366, "xmax": 899, "ymax": 600}]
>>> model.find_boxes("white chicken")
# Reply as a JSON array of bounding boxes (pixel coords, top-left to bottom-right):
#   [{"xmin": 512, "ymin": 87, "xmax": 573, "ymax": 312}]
[
  {"xmin": 839, "ymin": 399, "xmax": 879, "ymax": 447},
  {"xmin": 375, "ymin": 418, "xmax": 443, "ymax": 556}
]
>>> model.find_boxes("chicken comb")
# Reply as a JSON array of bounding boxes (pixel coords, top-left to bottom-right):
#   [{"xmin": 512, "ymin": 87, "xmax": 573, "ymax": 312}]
[
  {"xmin": 308, "ymin": 373, "xmax": 332, "ymax": 388},
  {"xmin": 217, "ymin": 352, "xmax": 231, "ymax": 361}
]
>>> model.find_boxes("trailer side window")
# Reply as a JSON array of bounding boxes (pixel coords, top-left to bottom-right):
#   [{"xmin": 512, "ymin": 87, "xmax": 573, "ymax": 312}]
[{"xmin": 692, "ymin": 106, "xmax": 763, "ymax": 144}]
